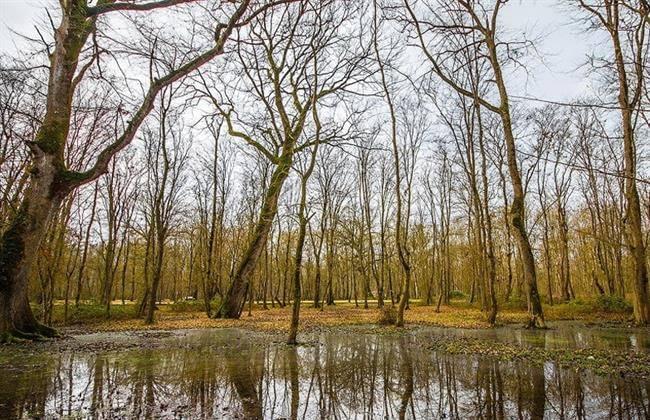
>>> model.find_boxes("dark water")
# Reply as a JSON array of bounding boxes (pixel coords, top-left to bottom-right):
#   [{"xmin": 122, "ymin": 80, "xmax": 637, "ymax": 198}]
[{"xmin": 0, "ymin": 326, "xmax": 648, "ymax": 419}]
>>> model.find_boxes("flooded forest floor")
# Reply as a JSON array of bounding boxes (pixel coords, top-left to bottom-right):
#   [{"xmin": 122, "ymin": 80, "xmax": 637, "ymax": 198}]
[
  {"xmin": 12, "ymin": 299, "xmax": 650, "ymax": 378},
  {"xmin": 2, "ymin": 300, "xmax": 649, "ymax": 418}
]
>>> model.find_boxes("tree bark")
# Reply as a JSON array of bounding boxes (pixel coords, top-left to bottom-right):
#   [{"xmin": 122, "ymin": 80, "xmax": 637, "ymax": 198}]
[
  {"xmin": 0, "ymin": 181, "xmax": 63, "ymax": 340},
  {"xmin": 288, "ymin": 92, "xmax": 320, "ymax": 344},
  {"xmin": 613, "ymin": 9, "xmax": 649, "ymax": 325},
  {"xmin": 374, "ymin": 0, "xmax": 411, "ymax": 327},
  {"xmin": 287, "ymin": 187, "xmax": 308, "ymax": 344},
  {"xmin": 485, "ymin": 35, "xmax": 545, "ymax": 328}
]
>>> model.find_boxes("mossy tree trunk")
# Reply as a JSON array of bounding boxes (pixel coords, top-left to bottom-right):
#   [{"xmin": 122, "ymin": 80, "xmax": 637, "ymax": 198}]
[
  {"xmin": 0, "ymin": 0, "xmax": 93, "ymax": 341},
  {"xmin": 213, "ymin": 0, "xmax": 354, "ymax": 319},
  {"xmin": 501, "ymin": 113, "xmax": 545, "ymax": 328},
  {"xmin": 484, "ymin": 34, "xmax": 545, "ymax": 329},
  {"xmin": 578, "ymin": 0, "xmax": 649, "ymax": 325},
  {"xmin": 404, "ymin": 0, "xmax": 546, "ymax": 328},
  {"xmin": 217, "ymin": 154, "xmax": 294, "ymax": 318},
  {"xmin": 288, "ymin": 97, "xmax": 321, "ymax": 345},
  {"xmin": 613, "ymin": 6, "xmax": 649, "ymax": 326}
]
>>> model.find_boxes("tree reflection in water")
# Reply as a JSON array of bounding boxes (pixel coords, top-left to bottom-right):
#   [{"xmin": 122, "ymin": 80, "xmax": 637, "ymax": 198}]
[{"xmin": 0, "ymin": 329, "xmax": 648, "ymax": 419}]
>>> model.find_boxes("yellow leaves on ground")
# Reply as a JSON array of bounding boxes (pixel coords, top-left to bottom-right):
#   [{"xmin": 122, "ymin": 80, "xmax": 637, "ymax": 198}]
[{"xmin": 65, "ymin": 300, "xmax": 631, "ymax": 335}]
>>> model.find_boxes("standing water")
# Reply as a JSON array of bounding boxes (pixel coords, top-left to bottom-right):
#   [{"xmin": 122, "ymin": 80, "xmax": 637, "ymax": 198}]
[{"xmin": 0, "ymin": 325, "xmax": 648, "ymax": 419}]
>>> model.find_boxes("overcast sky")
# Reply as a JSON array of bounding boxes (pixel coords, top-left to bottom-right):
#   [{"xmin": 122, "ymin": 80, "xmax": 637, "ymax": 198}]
[{"xmin": 0, "ymin": 0, "xmax": 596, "ymax": 102}]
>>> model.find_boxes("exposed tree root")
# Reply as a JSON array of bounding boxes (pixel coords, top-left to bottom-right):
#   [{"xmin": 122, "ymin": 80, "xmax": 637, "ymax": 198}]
[
  {"xmin": 11, "ymin": 329, "xmax": 46, "ymax": 341},
  {"xmin": 0, "ymin": 330, "xmax": 41, "ymax": 344},
  {"xmin": 0, "ymin": 331, "xmax": 27, "ymax": 344},
  {"xmin": 34, "ymin": 322, "xmax": 60, "ymax": 338},
  {"xmin": 525, "ymin": 316, "xmax": 547, "ymax": 330},
  {"xmin": 0, "ymin": 323, "xmax": 60, "ymax": 344}
]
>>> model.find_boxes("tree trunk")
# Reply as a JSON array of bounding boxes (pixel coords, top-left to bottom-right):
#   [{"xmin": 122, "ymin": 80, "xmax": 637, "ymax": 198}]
[
  {"xmin": 613, "ymin": 22, "xmax": 649, "ymax": 324},
  {"xmin": 287, "ymin": 196, "xmax": 308, "ymax": 344},
  {"xmin": 313, "ymin": 256, "xmax": 321, "ymax": 308},
  {"xmin": 557, "ymin": 204, "xmax": 572, "ymax": 301},
  {"xmin": 75, "ymin": 184, "xmax": 99, "ymax": 307},
  {"xmin": 623, "ymin": 112, "xmax": 649, "ymax": 324},
  {"xmin": 288, "ymin": 97, "xmax": 321, "ymax": 342},
  {"xmin": 217, "ymin": 156, "xmax": 293, "ymax": 318},
  {"xmin": 145, "ymin": 231, "xmax": 165, "ymax": 324},
  {"xmin": 476, "ymin": 101, "xmax": 498, "ymax": 325},
  {"xmin": 373, "ymin": 0, "xmax": 410, "ymax": 326},
  {"xmin": 0, "ymin": 167, "xmax": 64, "ymax": 341},
  {"xmin": 487, "ymin": 30, "xmax": 545, "ymax": 327}
]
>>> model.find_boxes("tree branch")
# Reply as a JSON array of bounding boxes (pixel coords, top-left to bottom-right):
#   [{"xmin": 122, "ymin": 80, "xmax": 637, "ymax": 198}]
[
  {"xmin": 87, "ymin": 0, "xmax": 199, "ymax": 16},
  {"xmin": 68, "ymin": 0, "xmax": 254, "ymax": 187}
]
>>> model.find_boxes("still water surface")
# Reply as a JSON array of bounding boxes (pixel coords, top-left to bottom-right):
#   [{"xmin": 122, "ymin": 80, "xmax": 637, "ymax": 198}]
[{"xmin": 0, "ymin": 325, "xmax": 648, "ymax": 419}]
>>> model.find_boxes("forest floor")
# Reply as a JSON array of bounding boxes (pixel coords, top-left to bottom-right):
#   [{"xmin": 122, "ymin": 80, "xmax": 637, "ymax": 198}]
[{"xmin": 51, "ymin": 298, "xmax": 637, "ymax": 335}]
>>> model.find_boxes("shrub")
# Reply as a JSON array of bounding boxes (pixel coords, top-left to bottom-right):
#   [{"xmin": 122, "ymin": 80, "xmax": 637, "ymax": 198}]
[
  {"xmin": 170, "ymin": 299, "xmax": 208, "ymax": 313},
  {"xmin": 377, "ymin": 305, "xmax": 397, "ymax": 325},
  {"xmin": 449, "ymin": 290, "xmax": 466, "ymax": 299},
  {"xmin": 593, "ymin": 295, "xmax": 633, "ymax": 313},
  {"xmin": 42, "ymin": 303, "xmax": 137, "ymax": 325}
]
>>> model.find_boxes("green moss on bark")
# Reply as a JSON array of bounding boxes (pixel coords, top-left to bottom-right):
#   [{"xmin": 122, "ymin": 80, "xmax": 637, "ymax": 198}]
[
  {"xmin": 34, "ymin": 120, "xmax": 67, "ymax": 156},
  {"xmin": 0, "ymin": 204, "xmax": 28, "ymax": 290}
]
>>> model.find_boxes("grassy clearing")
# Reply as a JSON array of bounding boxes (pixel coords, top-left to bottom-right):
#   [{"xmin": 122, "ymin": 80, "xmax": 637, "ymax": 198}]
[{"xmin": 48, "ymin": 297, "xmax": 636, "ymax": 335}]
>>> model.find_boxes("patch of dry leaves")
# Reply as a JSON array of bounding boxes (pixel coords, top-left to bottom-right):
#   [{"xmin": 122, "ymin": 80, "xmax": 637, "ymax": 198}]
[{"xmin": 62, "ymin": 301, "xmax": 631, "ymax": 335}]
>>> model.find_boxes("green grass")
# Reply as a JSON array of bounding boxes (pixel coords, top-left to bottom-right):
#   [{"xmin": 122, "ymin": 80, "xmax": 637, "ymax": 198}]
[
  {"xmin": 169, "ymin": 300, "xmax": 212, "ymax": 313},
  {"xmin": 36, "ymin": 303, "xmax": 139, "ymax": 325},
  {"xmin": 592, "ymin": 295, "xmax": 633, "ymax": 313}
]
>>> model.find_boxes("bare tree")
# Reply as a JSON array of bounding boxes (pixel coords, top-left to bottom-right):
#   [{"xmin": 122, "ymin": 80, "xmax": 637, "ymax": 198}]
[
  {"xmin": 576, "ymin": 0, "xmax": 650, "ymax": 324},
  {"xmin": 197, "ymin": 0, "xmax": 370, "ymax": 318},
  {"xmin": 0, "ymin": 62, "xmax": 42, "ymax": 230},
  {"xmin": 193, "ymin": 118, "xmax": 233, "ymax": 316},
  {"xmin": 402, "ymin": 0, "xmax": 546, "ymax": 327},
  {"xmin": 98, "ymin": 152, "xmax": 138, "ymax": 316},
  {"xmin": 373, "ymin": 0, "xmax": 412, "ymax": 326},
  {"xmin": 287, "ymin": 91, "xmax": 322, "ymax": 344},
  {"xmin": 141, "ymin": 89, "xmax": 190, "ymax": 324},
  {"xmin": 356, "ymin": 131, "xmax": 385, "ymax": 307}
]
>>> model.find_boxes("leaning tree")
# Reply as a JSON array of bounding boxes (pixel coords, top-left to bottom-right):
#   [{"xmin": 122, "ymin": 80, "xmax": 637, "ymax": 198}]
[
  {"xmin": 196, "ymin": 0, "xmax": 371, "ymax": 318},
  {"xmin": 576, "ymin": 0, "xmax": 650, "ymax": 324}
]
